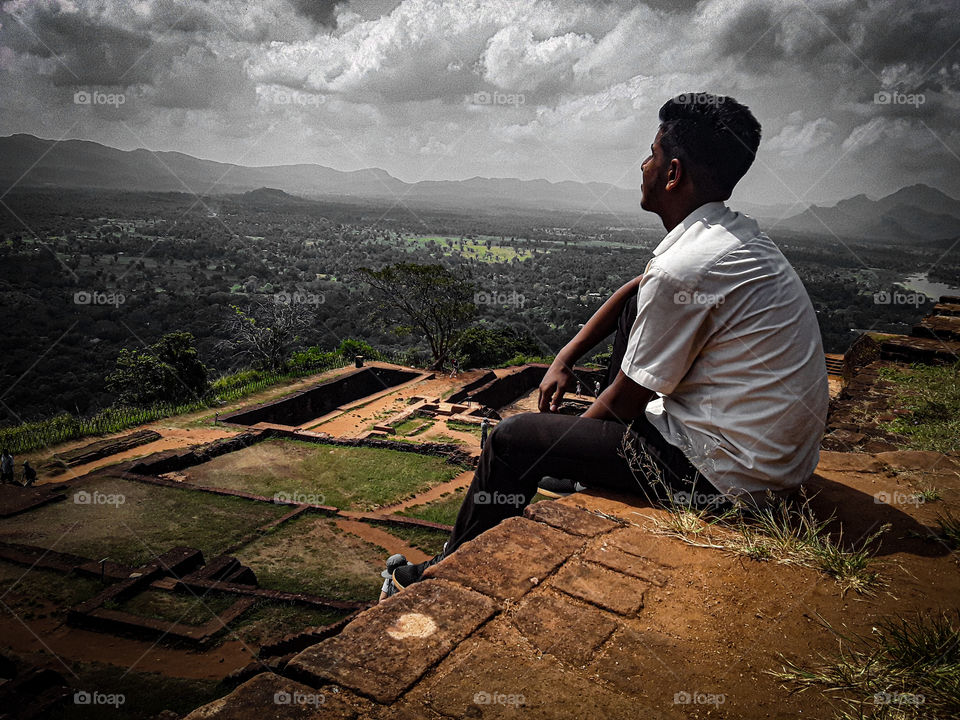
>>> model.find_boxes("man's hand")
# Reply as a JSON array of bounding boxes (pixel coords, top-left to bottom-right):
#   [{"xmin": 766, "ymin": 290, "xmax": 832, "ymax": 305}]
[
  {"xmin": 538, "ymin": 358, "xmax": 575, "ymax": 412},
  {"xmin": 581, "ymin": 370, "xmax": 653, "ymax": 422}
]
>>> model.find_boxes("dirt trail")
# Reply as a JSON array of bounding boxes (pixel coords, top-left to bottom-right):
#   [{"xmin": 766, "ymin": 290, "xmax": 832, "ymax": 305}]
[
  {"xmin": 37, "ymin": 427, "xmax": 237, "ymax": 486},
  {"xmin": 1, "ymin": 615, "xmax": 251, "ymax": 680},
  {"xmin": 377, "ymin": 469, "xmax": 474, "ymax": 514},
  {"xmin": 333, "ymin": 518, "xmax": 430, "ymax": 564}
]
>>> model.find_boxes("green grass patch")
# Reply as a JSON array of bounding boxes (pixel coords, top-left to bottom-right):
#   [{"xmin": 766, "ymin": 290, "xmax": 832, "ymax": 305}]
[
  {"xmin": 0, "ymin": 560, "xmax": 104, "ymax": 621},
  {"xmin": 446, "ymin": 419, "xmax": 482, "ymax": 438},
  {"xmin": 183, "ymin": 438, "xmax": 464, "ymax": 510},
  {"xmin": 398, "ymin": 488, "xmax": 467, "ymax": 526},
  {"xmin": 403, "ymin": 235, "xmax": 533, "ymax": 263},
  {"xmin": 383, "ymin": 525, "xmax": 450, "ymax": 557},
  {"xmin": 230, "ymin": 602, "xmax": 349, "ymax": 647},
  {"xmin": 626, "ymin": 442, "xmax": 887, "ymax": 594},
  {"xmin": 876, "ymin": 362, "xmax": 960, "ymax": 453},
  {"xmin": 109, "ymin": 589, "xmax": 238, "ymax": 626},
  {"xmin": 772, "ymin": 611, "xmax": 960, "ymax": 719},
  {"xmin": 234, "ymin": 515, "xmax": 386, "ymax": 601},
  {"xmin": 0, "ymin": 476, "xmax": 289, "ymax": 566},
  {"xmin": 933, "ymin": 509, "xmax": 960, "ymax": 550},
  {"xmin": 392, "ymin": 416, "xmax": 435, "ymax": 436}
]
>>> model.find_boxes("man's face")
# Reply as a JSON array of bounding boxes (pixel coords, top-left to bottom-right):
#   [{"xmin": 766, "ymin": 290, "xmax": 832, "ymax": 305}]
[{"xmin": 640, "ymin": 127, "xmax": 667, "ymax": 214}]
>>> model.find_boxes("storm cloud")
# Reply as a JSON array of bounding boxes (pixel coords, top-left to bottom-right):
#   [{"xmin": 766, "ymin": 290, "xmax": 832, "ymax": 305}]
[{"xmin": 1, "ymin": 0, "xmax": 957, "ymax": 205}]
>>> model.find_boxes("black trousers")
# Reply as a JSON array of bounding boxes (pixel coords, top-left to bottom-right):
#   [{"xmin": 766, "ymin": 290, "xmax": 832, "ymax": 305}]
[{"xmin": 445, "ymin": 289, "xmax": 719, "ymax": 554}]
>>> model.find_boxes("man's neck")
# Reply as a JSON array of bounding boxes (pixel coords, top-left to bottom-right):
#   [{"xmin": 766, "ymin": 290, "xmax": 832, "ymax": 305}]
[{"xmin": 660, "ymin": 196, "xmax": 726, "ymax": 232}]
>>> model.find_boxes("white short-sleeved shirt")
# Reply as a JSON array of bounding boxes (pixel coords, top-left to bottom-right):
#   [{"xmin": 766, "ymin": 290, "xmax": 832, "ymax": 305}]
[{"xmin": 621, "ymin": 202, "xmax": 828, "ymax": 498}]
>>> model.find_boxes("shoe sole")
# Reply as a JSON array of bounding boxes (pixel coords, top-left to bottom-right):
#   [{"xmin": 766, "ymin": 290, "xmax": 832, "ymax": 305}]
[{"xmin": 536, "ymin": 487, "xmax": 572, "ymax": 499}]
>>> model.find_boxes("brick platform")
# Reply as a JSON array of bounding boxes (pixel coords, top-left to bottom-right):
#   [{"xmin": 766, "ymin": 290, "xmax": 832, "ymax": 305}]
[{"xmin": 185, "ymin": 497, "xmax": 854, "ymax": 718}]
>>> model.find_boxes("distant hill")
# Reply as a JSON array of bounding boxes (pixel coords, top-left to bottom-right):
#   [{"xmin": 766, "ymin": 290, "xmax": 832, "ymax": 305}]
[
  {"xmin": 0, "ymin": 133, "xmax": 651, "ymax": 219},
  {"xmin": 779, "ymin": 183, "xmax": 960, "ymax": 241},
  {"xmin": 4, "ymin": 134, "xmax": 956, "ymax": 236}
]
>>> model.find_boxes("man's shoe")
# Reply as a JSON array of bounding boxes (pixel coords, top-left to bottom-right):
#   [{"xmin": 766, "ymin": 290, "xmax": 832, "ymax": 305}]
[
  {"xmin": 392, "ymin": 552, "xmax": 444, "ymax": 591},
  {"xmin": 537, "ymin": 476, "xmax": 588, "ymax": 499}
]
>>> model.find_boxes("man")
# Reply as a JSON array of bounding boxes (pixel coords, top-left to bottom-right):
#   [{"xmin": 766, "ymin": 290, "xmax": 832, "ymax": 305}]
[
  {"xmin": 378, "ymin": 554, "xmax": 409, "ymax": 602},
  {"xmin": 0, "ymin": 450, "xmax": 13, "ymax": 484},
  {"xmin": 394, "ymin": 93, "xmax": 828, "ymax": 590},
  {"xmin": 21, "ymin": 460, "xmax": 37, "ymax": 487}
]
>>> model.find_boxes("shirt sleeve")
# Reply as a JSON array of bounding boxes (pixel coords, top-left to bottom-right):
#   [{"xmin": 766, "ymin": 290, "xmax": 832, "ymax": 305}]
[{"xmin": 620, "ymin": 267, "xmax": 716, "ymax": 395}]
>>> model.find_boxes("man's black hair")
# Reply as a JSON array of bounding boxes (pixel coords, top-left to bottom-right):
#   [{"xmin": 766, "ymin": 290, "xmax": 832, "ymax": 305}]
[{"xmin": 658, "ymin": 93, "xmax": 761, "ymax": 197}]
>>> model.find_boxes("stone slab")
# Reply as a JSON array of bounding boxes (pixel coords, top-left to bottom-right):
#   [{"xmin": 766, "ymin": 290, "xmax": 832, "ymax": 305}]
[
  {"xmin": 511, "ymin": 590, "xmax": 617, "ymax": 667},
  {"xmin": 596, "ymin": 525, "xmax": 681, "ymax": 568},
  {"xmin": 287, "ymin": 579, "xmax": 497, "ymax": 703},
  {"xmin": 523, "ymin": 500, "xmax": 621, "ymax": 537},
  {"xmin": 183, "ymin": 673, "xmax": 368, "ymax": 719},
  {"xmin": 582, "ymin": 545, "xmax": 669, "ymax": 587},
  {"xmin": 550, "ymin": 561, "xmax": 648, "ymax": 615},
  {"xmin": 589, "ymin": 627, "xmax": 686, "ymax": 701},
  {"xmin": 403, "ymin": 625, "xmax": 647, "ymax": 719},
  {"xmin": 423, "ymin": 516, "xmax": 583, "ymax": 601}
]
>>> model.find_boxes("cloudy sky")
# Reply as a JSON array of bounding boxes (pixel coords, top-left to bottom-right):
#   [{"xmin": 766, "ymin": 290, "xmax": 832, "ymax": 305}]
[{"xmin": 1, "ymin": 0, "xmax": 957, "ymax": 206}]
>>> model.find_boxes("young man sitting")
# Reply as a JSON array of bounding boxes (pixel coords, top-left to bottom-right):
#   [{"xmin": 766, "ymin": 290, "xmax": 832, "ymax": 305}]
[{"xmin": 394, "ymin": 92, "xmax": 829, "ymax": 590}]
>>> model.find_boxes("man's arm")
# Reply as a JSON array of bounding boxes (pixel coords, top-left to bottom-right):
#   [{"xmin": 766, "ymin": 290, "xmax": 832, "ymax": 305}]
[
  {"xmin": 581, "ymin": 369, "xmax": 653, "ymax": 422},
  {"xmin": 538, "ymin": 275, "xmax": 643, "ymax": 412}
]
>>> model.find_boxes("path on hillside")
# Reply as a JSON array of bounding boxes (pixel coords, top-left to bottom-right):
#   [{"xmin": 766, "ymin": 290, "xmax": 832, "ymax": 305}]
[{"xmin": 376, "ymin": 469, "xmax": 474, "ymax": 515}]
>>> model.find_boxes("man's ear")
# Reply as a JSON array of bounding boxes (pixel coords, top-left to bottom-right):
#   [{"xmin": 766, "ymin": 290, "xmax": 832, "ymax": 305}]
[{"xmin": 665, "ymin": 158, "xmax": 682, "ymax": 191}]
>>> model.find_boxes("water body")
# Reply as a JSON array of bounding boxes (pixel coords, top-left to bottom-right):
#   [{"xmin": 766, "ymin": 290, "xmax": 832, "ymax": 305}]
[{"xmin": 897, "ymin": 272, "xmax": 960, "ymax": 300}]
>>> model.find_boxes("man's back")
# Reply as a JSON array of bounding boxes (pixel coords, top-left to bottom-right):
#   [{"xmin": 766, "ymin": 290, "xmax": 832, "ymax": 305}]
[{"xmin": 623, "ymin": 202, "xmax": 829, "ymax": 498}]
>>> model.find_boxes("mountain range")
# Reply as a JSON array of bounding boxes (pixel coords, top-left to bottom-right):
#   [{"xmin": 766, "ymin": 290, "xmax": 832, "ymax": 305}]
[{"xmin": 1, "ymin": 133, "xmax": 958, "ymax": 240}]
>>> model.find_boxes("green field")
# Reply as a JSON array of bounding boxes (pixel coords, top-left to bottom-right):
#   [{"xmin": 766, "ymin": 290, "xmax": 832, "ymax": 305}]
[
  {"xmin": 182, "ymin": 438, "xmax": 465, "ymax": 510},
  {"xmin": 404, "ymin": 235, "xmax": 536, "ymax": 263},
  {"xmin": 234, "ymin": 515, "xmax": 387, "ymax": 601},
  {"xmin": 0, "ymin": 476, "xmax": 289, "ymax": 566}
]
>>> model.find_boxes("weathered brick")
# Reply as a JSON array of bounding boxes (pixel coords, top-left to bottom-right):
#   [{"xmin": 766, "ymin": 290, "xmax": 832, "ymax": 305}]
[
  {"xmin": 582, "ymin": 545, "xmax": 669, "ymax": 587},
  {"xmin": 182, "ymin": 673, "xmax": 367, "ymax": 719},
  {"xmin": 287, "ymin": 579, "xmax": 497, "ymax": 703},
  {"xmin": 424, "ymin": 516, "xmax": 583, "ymax": 601},
  {"xmin": 405, "ymin": 625, "xmax": 646, "ymax": 719},
  {"xmin": 511, "ymin": 591, "xmax": 617, "ymax": 667},
  {"xmin": 523, "ymin": 500, "xmax": 621, "ymax": 537},
  {"xmin": 589, "ymin": 627, "xmax": 685, "ymax": 701},
  {"xmin": 599, "ymin": 525, "xmax": 682, "ymax": 567},
  {"xmin": 551, "ymin": 561, "xmax": 648, "ymax": 615}
]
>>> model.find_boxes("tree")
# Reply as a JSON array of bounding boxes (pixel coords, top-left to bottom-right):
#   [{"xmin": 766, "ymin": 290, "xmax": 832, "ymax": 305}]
[
  {"xmin": 357, "ymin": 263, "xmax": 476, "ymax": 370},
  {"xmin": 455, "ymin": 325, "xmax": 541, "ymax": 368},
  {"xmin": 219, "ymin": 299, "xmax": 312, "ymax": 372},
  {"xmin": 106, "ymin": 331, "xmax": 208, "ymax": 406}
]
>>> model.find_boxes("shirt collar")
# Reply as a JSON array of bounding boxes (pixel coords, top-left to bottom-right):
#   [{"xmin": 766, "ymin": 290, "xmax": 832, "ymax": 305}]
[{"xmin": 652, "ymin": 201, "xmax": 729, "ymax": 256}]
